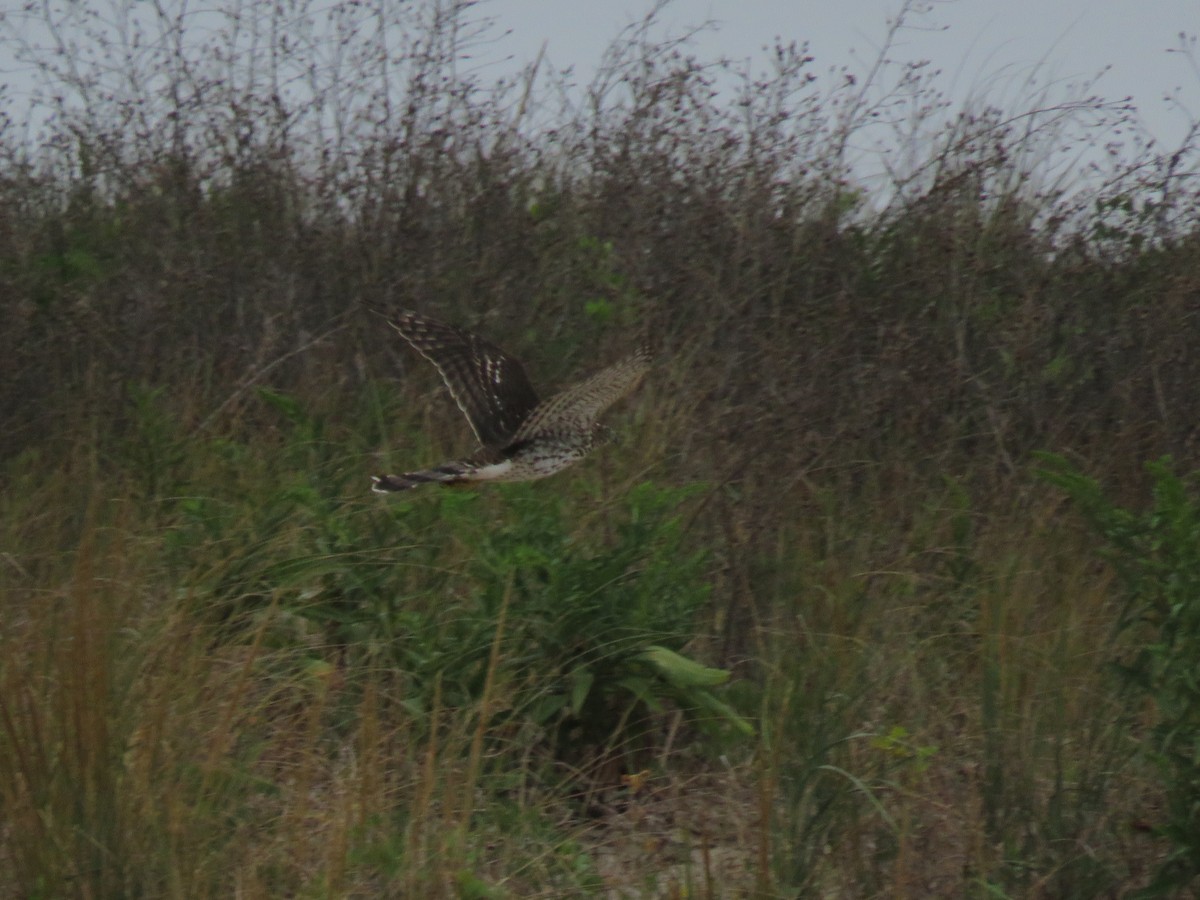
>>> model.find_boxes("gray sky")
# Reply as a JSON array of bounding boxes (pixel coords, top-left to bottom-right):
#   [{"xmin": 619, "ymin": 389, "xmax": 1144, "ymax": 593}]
[
  {"xmin": 491, "ymin": 0, "xmax": 1199, "ymax": 152},
  {"xmin": 1, "ymin": 0, "xmax": 1193, "ymax": 198}
]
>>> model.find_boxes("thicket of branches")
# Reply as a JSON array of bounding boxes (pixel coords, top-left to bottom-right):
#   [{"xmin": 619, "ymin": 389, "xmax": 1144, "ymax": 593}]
[{"xmin": 2, "ymin": 0, "xmax": 1198, "ymax": 486}]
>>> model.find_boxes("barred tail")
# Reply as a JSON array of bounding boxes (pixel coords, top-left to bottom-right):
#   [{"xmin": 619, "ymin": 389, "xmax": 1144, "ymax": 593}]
[{"xmin": 371, "ymin": 461, "xmax": 474, "ymax": 493}]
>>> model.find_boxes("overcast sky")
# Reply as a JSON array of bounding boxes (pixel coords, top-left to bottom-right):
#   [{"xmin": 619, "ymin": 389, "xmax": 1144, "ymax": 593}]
[
  {"xmin": 1, "ymin": 0, "xmax": 1194, "ymax": 196},
  {"xmin": 490, "ymin": 0, "xmax": 1199, "ymax": 152}
]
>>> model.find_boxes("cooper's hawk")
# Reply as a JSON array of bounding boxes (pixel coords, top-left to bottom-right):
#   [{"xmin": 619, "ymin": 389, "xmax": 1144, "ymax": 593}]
[{"xmin": 372, "ymin": 310, "xmax": 650, "ymax": 492}]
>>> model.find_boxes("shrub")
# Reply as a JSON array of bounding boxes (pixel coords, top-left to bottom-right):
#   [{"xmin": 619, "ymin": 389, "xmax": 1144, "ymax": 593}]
[{"xmin": 1039, "ymin": 453, "xmax": 1200, "ymax": 895}]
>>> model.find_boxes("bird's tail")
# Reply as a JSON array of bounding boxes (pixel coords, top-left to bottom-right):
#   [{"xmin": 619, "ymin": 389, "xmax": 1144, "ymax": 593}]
[{"xmin": 371, "ymin": 461, "xmax": 474, "ymax": 492}]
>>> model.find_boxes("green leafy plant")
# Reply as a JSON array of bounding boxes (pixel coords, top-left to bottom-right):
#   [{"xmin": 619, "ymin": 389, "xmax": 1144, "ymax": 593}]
[
  {"xmin": 1038, "ymin": 453, "xmax": 1200, "ymax": 896},
  {"xmin": 467, "ymin": 482, "xmax": 751, "ymax": 755},
  {"xmin": 164, "ymin": 389, "xmax": 748, "ymax": 759}
]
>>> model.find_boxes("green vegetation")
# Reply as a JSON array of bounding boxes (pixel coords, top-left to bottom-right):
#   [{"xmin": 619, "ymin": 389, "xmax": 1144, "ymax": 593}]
[
  {"xmin": 2, "ymin": 1, "xmax": 1200, "ymax": 896},
  {"xmin": 1038, "ymin": 455, "xmax": 1200, "ymax": 897}
]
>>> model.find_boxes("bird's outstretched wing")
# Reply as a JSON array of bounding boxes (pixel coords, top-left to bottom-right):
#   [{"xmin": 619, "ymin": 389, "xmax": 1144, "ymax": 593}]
[
  {"xmin": 515, "ymin": 345, "xmax": 651, "ymax": 439},
  {"xmin": 383, "ymin": 310, "xmax": 542, "ymax": 448}
]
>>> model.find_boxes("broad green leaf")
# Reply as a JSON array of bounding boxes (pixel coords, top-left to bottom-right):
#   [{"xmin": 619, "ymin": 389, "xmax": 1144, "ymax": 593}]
[{"xmin": 639, "ymin": 645, "xmax": 730, "ymax": 688}]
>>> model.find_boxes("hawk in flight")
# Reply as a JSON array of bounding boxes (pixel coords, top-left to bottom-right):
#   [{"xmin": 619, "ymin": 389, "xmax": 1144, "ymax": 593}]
[{"xmin": 372, "ymin": 311, "xmax": 650, "ymax": 492}]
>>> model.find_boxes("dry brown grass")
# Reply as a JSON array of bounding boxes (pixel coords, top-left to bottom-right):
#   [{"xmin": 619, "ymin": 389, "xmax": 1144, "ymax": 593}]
[{"xmin": 2, "ymin": 0, "xmax": 1199, "ymax": 896}]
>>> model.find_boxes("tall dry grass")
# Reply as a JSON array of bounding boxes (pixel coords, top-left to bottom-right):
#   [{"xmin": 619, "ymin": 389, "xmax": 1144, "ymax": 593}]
[{"xmin": 2, "ymin": 0, "xmax": 1199, "ymax": 895}]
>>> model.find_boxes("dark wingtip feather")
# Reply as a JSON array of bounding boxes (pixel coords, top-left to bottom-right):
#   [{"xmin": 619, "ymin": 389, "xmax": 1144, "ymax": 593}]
[{"xmin": 371, "ymin": 473, "xmax": 416, "ymax": 493}]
